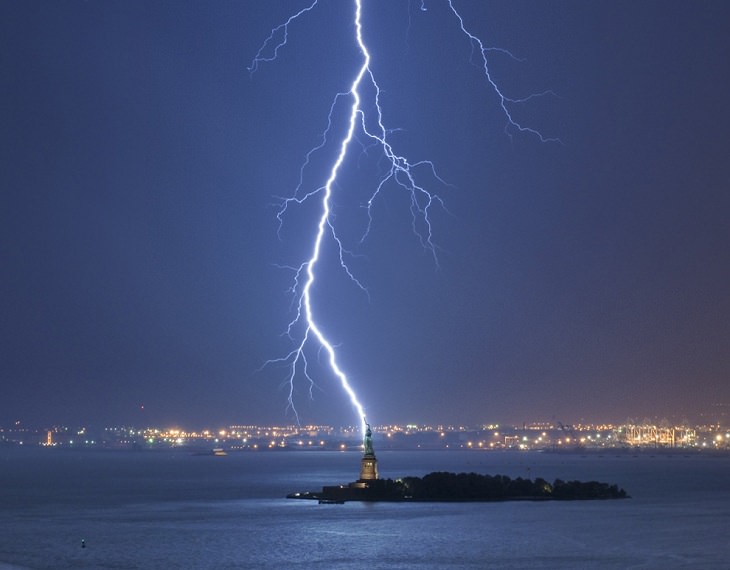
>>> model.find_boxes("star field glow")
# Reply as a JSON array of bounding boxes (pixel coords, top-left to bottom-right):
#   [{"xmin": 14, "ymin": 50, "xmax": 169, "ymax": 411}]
[{"xmin": 250, "ymin": 0, "xmax": 553, "ymax": 435}]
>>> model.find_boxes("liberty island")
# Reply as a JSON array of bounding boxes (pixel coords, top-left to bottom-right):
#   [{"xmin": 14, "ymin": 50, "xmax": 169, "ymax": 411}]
[{"xmin": 287, "ymin": 425, "xmax": 628, "ymax": 503}]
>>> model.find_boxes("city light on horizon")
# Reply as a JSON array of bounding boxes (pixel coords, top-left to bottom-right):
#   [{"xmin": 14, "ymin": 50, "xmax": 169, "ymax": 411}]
[{"xmin": 8, "ymin": 415, "xmax": 730, "ymax": 454}]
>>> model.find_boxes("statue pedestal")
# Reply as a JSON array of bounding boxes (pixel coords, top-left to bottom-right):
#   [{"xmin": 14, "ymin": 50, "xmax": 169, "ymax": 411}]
[{"xmin": 359, "ymin": 454, "xmax": 378, "ymax": 481}]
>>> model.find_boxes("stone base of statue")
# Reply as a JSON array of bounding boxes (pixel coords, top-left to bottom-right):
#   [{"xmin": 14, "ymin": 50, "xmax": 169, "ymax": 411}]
[{"xmin": 359, "ymin": 453, "xmax": 378, "ymax": 481}]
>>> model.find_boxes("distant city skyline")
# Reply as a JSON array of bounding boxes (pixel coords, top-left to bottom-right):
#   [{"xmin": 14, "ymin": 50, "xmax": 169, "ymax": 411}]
[
  {"xmin": 3, "ymin": 404, "xmax": 729, "ymax": 434},
  {"xmin": 4, "ymin": 418, "xmax": 730, "ymax": 454}
]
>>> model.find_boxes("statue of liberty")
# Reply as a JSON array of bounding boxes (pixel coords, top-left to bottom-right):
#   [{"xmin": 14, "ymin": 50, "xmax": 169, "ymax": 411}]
[
  {"xmin": 359, "ymin": 422, "xmax": 378, "ymax": 481},
  {"xmin": 363, "ymin": 423, "xmax": 374, "ymax": 456}
]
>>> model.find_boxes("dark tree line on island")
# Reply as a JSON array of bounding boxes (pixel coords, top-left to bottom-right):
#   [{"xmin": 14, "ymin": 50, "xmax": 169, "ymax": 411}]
[{"xmin": 358, "ymin": 472, "xmax": 629, "ymax": 501}]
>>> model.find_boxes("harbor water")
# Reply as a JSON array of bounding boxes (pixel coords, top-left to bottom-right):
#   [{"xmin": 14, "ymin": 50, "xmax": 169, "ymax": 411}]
[{"xmin": 0, "ymin": 448, "xmax": 728, "ymax": 569}]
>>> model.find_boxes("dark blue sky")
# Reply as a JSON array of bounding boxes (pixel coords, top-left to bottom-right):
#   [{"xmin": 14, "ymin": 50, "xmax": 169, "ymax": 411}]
[{"xmin": 2, "ymin": 1, "xmax": 729, "ymax": 429}]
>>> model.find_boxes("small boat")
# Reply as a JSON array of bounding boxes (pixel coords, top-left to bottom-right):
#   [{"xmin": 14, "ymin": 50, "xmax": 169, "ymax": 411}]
[{"xmin": 192, "ymin": 448, "xmax": 227, "ymax": 457}]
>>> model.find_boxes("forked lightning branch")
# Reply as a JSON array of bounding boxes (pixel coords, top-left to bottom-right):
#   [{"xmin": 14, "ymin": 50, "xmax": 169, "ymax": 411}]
[{"xmin": 249, "ymin": 0, "xmax": 554, "ymax": 435}]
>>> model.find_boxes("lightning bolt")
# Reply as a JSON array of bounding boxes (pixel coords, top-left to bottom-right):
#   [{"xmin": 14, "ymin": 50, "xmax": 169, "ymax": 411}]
[{"xmin": 250, "ymin": 1, "xmax": 555, "ymax": 437}]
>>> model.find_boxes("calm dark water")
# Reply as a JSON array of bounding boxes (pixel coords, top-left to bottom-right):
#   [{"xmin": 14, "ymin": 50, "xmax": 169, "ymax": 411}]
[{"xmin": 0, "ymin": 448, "xmax": 728, "ymax": 569}]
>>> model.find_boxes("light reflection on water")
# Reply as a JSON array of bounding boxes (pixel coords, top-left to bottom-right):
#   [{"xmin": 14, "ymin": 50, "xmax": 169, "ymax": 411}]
[{"xmin": 0, "ymin": 448, "xmax": 728, "ymax": 569}]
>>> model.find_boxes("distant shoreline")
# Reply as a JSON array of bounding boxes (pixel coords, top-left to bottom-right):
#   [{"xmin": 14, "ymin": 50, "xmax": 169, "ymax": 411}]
[{"xmin": 2, "ymin": 443, "xmax": 729, "ymax": 456}]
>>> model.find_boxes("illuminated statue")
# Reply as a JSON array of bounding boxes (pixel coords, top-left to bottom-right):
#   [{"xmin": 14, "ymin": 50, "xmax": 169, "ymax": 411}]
[
  {"xmin": 359, "ymin": 422, "xmax": 378, "ymax": 481},
  {"xmin": 363, "ymin": 423, "xmax": 374, "ymax": 456}
]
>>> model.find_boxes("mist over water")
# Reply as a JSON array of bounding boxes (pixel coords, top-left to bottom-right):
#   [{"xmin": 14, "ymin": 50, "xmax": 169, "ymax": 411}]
[{"xmin": 1, "ymin": 448, "xmax": 728, "ymax": 569}]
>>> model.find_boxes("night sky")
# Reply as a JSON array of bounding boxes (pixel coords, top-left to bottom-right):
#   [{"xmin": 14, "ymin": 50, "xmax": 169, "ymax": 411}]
[{"xmin": 2, "ymin": 1, "xmax": 729, "ymax": 429}]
